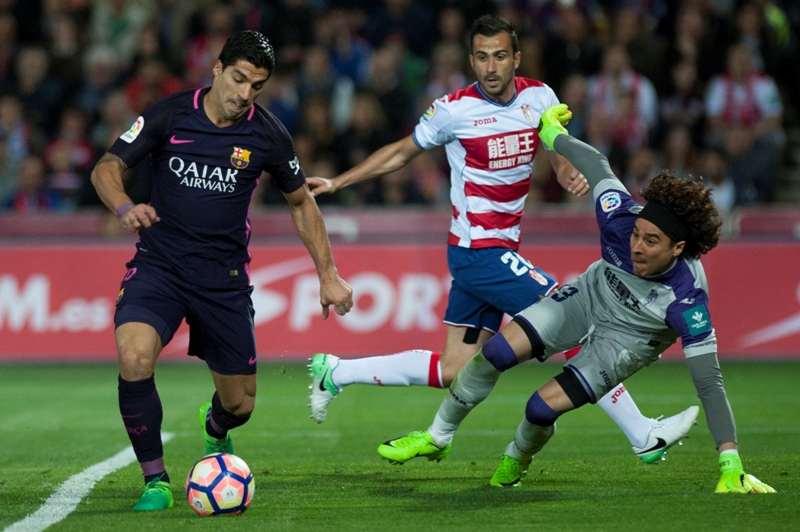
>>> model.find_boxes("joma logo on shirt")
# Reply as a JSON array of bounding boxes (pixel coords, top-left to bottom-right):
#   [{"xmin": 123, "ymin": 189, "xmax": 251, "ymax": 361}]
[
  {"xmin": 169, "ymin": 157, "xmax": 238, "ymax": 193},
  {"xmin": 473, "ymin": 117, "xmax": 497, "ymax": 126}
]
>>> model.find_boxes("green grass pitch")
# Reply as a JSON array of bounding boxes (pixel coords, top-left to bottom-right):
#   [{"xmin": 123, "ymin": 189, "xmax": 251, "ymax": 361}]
[{"xmin": 1, "ymin": 361, "xmax": 798, "ymax": 531}]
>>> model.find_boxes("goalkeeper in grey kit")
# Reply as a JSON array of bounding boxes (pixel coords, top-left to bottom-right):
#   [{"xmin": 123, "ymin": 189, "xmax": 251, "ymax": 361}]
[{"xmin": 377, "ymin": 104, "xmax": 776, "ymax": 494}]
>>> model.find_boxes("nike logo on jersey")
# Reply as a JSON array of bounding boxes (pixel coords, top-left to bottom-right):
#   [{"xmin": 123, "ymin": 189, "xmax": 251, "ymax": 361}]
[
  {"xmin": 170, "ymin": 135, "xmax": 194, "ymax": 144},
  {"xmin": 679, "ymin": 298, "xmax": 695, "ymax": 305},
  {"xmin": 248, "ymin": 357, "xmax": 257, "ymax": 365}
]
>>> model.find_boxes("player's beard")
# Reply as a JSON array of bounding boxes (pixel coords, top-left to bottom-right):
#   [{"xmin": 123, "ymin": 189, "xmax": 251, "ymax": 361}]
[
  {"xmin": 479, "ymin": 73, "xmax": 512, "ymax": 100},
  {"xmin": 225, "ymin": 99, "xmax": 249, "ymax": 120}
]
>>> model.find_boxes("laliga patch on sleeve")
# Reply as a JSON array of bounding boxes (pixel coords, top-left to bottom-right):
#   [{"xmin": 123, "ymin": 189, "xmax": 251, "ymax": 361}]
[
  {"xmin": 420, "ymin": 102, "xmax": 436, "ymax": 124},
  {"xmin": 682, "ymin": 304, "xmax": 711, "ymax": 335},
  {"xmin": 600, "ymin": 191, "xmax": 621, "ymax": 213},
  {"xmin": 120, "ymin": 116, "xmax": 145, "ymax": 143}
]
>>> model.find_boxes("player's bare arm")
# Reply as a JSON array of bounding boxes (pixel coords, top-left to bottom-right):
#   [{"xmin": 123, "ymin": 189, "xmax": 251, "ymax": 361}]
[
  {"xmin": 306, "ymin": 135, "xmax": 424, "ymax": 196},
  {"xmin": 548, "ymin": 151, "xmax": 589, "ymax": 197},
  {"xmin": 91, "ymin": 152, "xmax": 160, "ymax": 232},
  {"xmin": 283, "ymin": 183, "xmax": 353, "ymax": 319}
]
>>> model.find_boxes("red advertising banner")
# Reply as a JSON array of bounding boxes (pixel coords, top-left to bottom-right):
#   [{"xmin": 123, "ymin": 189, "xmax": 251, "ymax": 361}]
[{"xmin": 0, "ymin": 242, "xmax": 797, "ymax": 361}]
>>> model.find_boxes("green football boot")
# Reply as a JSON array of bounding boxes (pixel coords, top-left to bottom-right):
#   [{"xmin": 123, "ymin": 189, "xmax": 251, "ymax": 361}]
[
  {"xmin": 308, "ymin": 353, "xmax": 340, "ymax": 423},
  {"xmin": 132, "ymin": 478, "xmax": 174, "ymax": 511},
  {"xmin": 198, "ymin": 402, "xmax": 234, "ymax": 456},
  {"xmin": 377, "ymin": 430, "xmax": 451, "ymax": 465},
  {"xmin": 490, "ymin": 454, "xmax": 532, "ymax": 488}
]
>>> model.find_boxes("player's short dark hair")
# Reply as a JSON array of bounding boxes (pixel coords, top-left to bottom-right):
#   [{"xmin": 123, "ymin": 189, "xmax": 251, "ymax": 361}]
[
  {"xmin": 470, "ymin": 14, "xmax": 518, "ymax": 55},
  {"xmin": 640, "ymin": 172, "xmax": 721, "ymax": 259},
  {"xmin": 218, "ymin": 30, "xmax": 275, "ymax": 73}
]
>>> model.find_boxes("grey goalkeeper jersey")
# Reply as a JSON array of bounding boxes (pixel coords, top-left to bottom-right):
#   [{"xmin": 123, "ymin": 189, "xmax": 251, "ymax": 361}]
[
  {"xmin": 553, "ymin": 134, "xmax": 735, "ymax": 446},
  {"xmin": 582, "ymin": 177, "xmax": 718, "ymax": 361}
]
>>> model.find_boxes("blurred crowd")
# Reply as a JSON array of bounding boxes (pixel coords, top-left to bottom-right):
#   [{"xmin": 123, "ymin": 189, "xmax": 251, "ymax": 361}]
[{"xmin": 0, "ymin": 0, "xmax": 799, "ymax": 216}]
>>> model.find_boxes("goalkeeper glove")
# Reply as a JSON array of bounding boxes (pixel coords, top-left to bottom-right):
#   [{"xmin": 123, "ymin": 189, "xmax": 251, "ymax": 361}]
[
  {"xmin": 538, "ymin": 103, "xmax": 572, "ymax": 150},
  {"xmin": 715, "ymin": 451, "xmax": 776, "ymax": 494}
]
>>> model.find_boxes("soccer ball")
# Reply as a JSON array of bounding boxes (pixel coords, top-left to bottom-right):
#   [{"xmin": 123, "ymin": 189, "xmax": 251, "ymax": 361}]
[{"xmin": 185, "ymin": 453, "xmax": 254, "ymax": 516}]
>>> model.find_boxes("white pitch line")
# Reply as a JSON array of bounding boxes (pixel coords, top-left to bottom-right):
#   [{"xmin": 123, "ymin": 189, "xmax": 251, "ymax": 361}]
[{"xmin": 4, "ymin": 432, "xmax": 174, "ymax": 532}]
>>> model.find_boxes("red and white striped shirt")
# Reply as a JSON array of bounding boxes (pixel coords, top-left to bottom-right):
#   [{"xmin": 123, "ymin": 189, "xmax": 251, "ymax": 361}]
[{"xmin": 412, "ymin": 77, "xmax": 558, "ymax": 250}]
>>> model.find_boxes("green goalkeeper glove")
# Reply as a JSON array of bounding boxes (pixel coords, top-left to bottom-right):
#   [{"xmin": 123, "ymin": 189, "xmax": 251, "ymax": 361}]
[
  {"xmin": 715, "ymin": 452, "xmax": 776, "ymax": 494},
  {"xmin": 538, "ymin": 103, "xmax": 572, "ymax": 150}
]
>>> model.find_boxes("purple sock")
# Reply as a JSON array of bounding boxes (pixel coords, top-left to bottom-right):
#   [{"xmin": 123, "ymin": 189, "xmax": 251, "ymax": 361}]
[
  {"xmin": 205, "ymin": 392, "xmax": 251, "ymax": 439},
  {"xmin": 118, "ymin": 375, "xmax": 169, "ymax": 483}
]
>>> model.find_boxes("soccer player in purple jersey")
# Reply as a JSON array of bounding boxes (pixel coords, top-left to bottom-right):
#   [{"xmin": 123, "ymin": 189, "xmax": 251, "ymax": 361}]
[
  {"xmin": 91, "ymin": 31, "xmax": 353, "ymax": 511},
  {"xmin": 305, "ymin": 14, "xmax": 698, "ymax": 464}
]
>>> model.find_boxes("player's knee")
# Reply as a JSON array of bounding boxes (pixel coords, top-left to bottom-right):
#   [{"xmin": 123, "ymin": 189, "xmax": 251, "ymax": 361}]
[
  {"xmin": 117, "ymin": 345, "xmax": 156, "ymax": 381},
  {"xmin": 481, "ymin": 333, "xmax": 519, "ymax": 372},
  {"xmin": 214, "ymin": 391, "xmax": 253, "ymax": 423},
  {"xmin": 525, "ymin": 391, "xmax": 560, "ymax": 427}
]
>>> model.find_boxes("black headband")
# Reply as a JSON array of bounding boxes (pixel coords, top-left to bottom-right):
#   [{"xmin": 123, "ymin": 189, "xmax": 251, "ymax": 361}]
[{"xmin": 638, "ymin": 200, "xmax": 690, "ymax": 243}]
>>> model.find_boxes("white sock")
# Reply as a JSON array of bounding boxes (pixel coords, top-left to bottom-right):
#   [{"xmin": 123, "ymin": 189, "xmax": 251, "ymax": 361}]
[
  {"xmin": 504, "ymin": 417, "xmax": 555, "ymax": 461},
  {"xmin": 597, "ymin": 383, "xmax": 652, "ymax": 448},
  {"xmin": 331, "ymin": 350, "xmax": 441, "ymax": 388},
  {"xmin": 427, "ymin": 353, "xmax": 501, "ymax": 447}
]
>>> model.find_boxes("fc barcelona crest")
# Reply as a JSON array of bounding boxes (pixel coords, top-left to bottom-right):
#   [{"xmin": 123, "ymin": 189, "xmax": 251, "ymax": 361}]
[{"xmin": 231, "ymin": 147, "xmax": 251, "ymax": 169}]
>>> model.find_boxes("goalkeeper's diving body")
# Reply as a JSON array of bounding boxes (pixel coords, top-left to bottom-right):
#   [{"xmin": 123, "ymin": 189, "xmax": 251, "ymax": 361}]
[{"xmin": 377, "ymin": 104, "xmax": 776, "ymax": 494}]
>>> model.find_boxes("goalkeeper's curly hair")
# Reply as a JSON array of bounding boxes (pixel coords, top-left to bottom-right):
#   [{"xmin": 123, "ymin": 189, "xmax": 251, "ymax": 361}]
[{"xmin": 640, "ymin": 171, "xmax": 721, "ymax": 259}]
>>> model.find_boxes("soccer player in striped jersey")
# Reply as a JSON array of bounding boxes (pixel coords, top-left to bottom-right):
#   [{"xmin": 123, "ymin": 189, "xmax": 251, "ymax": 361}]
[
  {"xmin": 377, "ymin": 104, "xmax": 775, "ymax": 494},
  {"xmin": 306, "ymin": 15, "xmax": 698, "ymax": 463}
]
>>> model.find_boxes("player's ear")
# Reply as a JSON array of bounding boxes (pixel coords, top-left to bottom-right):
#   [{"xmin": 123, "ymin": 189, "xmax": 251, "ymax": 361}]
[{"xmin": 213, "ymin": 60, "xmax": 223, "ymax": 78}]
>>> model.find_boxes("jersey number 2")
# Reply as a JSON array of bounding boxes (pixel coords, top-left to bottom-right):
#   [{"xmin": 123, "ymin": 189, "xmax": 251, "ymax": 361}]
[{"xmin": 501, "ymin": 251, "xmax": 534, "ymax": 277}]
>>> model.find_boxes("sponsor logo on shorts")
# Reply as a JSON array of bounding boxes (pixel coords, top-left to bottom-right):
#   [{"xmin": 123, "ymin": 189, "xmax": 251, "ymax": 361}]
[
  {"xmin": 116, "ymin": 288, "xmax": 124, "ymax": 305},
  {"xmin": 600, "ymin": 191, "xmax": 621, "ymax": 213},
  {"xmin": 682, "ymin": 305, "xmax": 711, "ymax": 335},
  {"xmin": 120, "ymin": 116, "xmax": 144, "ymax": 143},
  {"xmin": 599, "ymin": 370, "xmax": 612, "ymax": 388}
]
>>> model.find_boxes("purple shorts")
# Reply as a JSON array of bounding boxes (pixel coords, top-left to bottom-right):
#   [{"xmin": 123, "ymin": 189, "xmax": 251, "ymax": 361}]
[{"xmin": 114, "ymin": 261, "xmax": 257, "ymax": 375}]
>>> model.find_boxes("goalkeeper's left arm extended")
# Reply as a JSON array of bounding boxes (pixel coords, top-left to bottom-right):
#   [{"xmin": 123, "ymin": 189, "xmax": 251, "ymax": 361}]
[{"xmin": 715, "ymin": 450, "xmax": 776, "ymax": 494}]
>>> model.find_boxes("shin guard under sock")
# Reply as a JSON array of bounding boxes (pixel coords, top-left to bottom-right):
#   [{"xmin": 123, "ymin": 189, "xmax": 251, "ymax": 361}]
[
  {"xmin": 119, "ymin": 375, "xmax": 169, "ymax": 483},
  {"xmin": 206, "ymin": 392, "xmax": 251, "ymax": 439}
]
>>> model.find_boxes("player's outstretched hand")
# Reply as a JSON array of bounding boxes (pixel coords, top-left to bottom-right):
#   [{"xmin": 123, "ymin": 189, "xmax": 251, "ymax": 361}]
[
  {"xmin": 538, "ymin": 103, "xmax": 571, "ymax": 150},
  {"xmin": 120, "ymin": 204, "xmax": 160, "ymax": 232},
  {"xmin": 715, "ymin": 453, "xmax": 776, "ymax": 494},
  {"xmin": 307, "ymin": 176, "xmax": 337, "ymax": 196},
  {"xmin": 320, "ymin": 276, "xmax": 354, "ymax": 319},
  {"xmin": 558, "ymin": 167, "xmax": 589, "ymax": 197}
]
